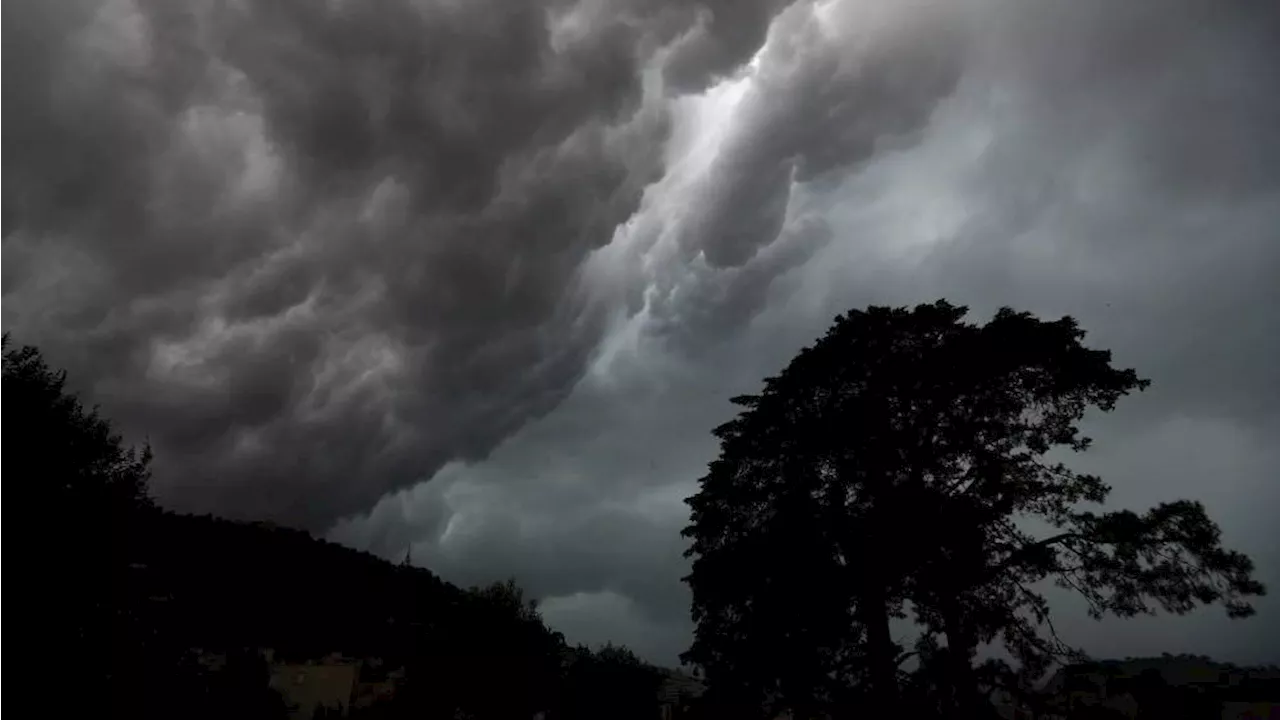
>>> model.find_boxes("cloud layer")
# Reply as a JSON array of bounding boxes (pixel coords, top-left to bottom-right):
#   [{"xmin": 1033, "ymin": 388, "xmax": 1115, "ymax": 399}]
[{"xmin": 6, "ymin": 0, "xmax": 1278, "ymax": 664}]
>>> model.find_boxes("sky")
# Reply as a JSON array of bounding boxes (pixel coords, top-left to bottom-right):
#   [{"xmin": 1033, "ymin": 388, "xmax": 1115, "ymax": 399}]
[{"xmin": 4, "ymin": 0, "xmax": 1278, "ymax": 667}]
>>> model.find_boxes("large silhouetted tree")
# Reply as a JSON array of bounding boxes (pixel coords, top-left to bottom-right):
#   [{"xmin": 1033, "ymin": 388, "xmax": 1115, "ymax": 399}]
[
  {"xmin": 4, "ymin": 336, "xmax": 157, "ymax": 714},
  {"xmin": 681, "ymin": 302, "xmax": 1263, "ymax": 719}
]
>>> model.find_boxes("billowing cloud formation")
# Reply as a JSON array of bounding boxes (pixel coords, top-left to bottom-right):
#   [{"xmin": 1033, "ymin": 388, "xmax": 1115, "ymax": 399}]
[
  {"xmin": 333, "ymin": 0, "xmax": 1280, "ymax": 665},
  {"xmin": 7, "ymin": 0, "xmax": 1279, "ymax": 665},
  {"xmin": 3, "ymin": 0, "xmax": 795, "ymax": 526}
]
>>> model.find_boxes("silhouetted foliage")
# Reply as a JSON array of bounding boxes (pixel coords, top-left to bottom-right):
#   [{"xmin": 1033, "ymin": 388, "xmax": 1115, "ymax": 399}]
[
  {"xmin": 559, "ymin": 643, "xmax": 666, "ymax": 720},
  {"xmin": 3, "ymin": 335, "xmax": 154, "ymax": 513},
  {"xmin": 5, "ymin": 337, "xmax": 668, "ymax": 720},
  {"xmin": 4, "ymin": 336, "xmax": 159, "ymax": 715},
  {"xmin": 681, "ymin": 302, "xmax": 1264, "ymax": 718},
  {"xmin": 1042, "ymin": 656, "xmax": 1280, "ymax": 720},
  {"xmin": 391, "ymin": 578, "xmax": 565, "ymax": 720}
]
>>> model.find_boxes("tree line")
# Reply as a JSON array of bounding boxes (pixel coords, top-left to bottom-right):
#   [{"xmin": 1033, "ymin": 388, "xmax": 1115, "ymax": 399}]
[{"xmin": 3, "ymin": 336, "xmax": 671, "ymax": 720}]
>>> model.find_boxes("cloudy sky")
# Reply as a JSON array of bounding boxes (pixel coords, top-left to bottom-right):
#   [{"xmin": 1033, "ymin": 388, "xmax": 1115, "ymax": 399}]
[{"xmin": 5, "ymin": 0, "xmax": 1278, "ymax": 666}]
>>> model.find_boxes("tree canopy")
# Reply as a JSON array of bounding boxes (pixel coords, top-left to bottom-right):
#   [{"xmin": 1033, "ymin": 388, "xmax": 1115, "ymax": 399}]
[
  {"xmin": 4, "ymin": 335, "xmax": 157, "ymax": 713},
  {"xmin": 3, "ymin": 334, "xmax": 153, "ymax": 514},
  {"xmin": 681, "ymin": 301, "xmax": 1264, "ymax": 719}
]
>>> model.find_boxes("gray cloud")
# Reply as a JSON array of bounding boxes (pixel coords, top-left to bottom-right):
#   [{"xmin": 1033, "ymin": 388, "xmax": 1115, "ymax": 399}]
[
  {"xmin": 6, "ymin": 0, "xmax": 1278, "ymax": 667},
  {"xmin": 2, "ymin": 0, "xmax": 789, "ymax": 528},
  {"xmin": 337, "ymin": 0, "xmax": 1279, "ymax": 665},
  {"xmin": 679, "ymin": 0, "xmax": 965, "ymax": 269},
  {"xmin": 658, "ymin": 0, "xmax": 793, "ymax": 93}
]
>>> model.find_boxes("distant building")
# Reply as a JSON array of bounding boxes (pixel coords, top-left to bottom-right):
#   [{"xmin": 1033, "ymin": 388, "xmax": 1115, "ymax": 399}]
[
  {"xmin": 268, "ymin": 654, "xmax": 362, "ymax": 720},
  {"xmin": 658, "ymin": 670, "xmax": 705, "ymax": 720}
]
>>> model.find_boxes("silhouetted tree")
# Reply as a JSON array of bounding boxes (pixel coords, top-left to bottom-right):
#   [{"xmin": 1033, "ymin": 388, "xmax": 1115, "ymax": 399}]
[
  {"xmin": 6, "ymin": 338, "xmax": 672, "ymax": 720},
  {"xmin": 198, "ymin": 647, "xmax": 291, "ymax": 720},
  {"xmin": 391, "ymin": 577, "xmax": 565, "ymax": 720},
  {"xmin": 681, "ymin": 302, "xmax": 1263, "ymax": 718},
  {"xmin": 897, "ymin": 308, "xmax": 1263, "ymax": 714},
  {"xmin": 2, "ymin": 336, "xmax": 153, "ymax": 512},
  {"xmin": 560, "ymin": 643, "xmax": 665, "ymax": 720},
  {"xmin": 4, "ymin": 337, "xmax": 155, "ymax": 714}
]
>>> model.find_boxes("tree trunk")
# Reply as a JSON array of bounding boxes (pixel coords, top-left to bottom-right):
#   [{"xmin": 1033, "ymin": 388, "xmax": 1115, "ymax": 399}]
[
  {"xmin": 858, "ymin": 581, "xmax": 898, "ymax": 711},
  {"xmin": 941, "ymin": 603, "xmax": 981, "ymax": 719}
]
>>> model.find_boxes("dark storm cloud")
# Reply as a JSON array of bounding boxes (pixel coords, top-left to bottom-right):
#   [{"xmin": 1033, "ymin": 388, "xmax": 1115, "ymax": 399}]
[
  {"xmin": 337, "ymin": 0, "xmax": 1279, "ymax": 666},
  {"xmin": 2, "ymin": 0, "xmax": 799, "ymax": 528},
  {"xmin": 6, "ymin": 0, "xmax": 1278, "ymax": 668},
  {"xmin": 658, "ymin": 0, "xmax": 793, "ymax": 93}
]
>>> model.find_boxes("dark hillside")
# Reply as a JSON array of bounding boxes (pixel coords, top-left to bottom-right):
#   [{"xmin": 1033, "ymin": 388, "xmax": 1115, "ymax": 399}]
[{"xmin": 123, "ymin": 510, "xmax": 458, "ymax": 661}]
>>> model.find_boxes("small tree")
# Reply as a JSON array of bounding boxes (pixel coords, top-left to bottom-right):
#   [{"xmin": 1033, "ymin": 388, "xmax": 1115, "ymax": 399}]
[
  {"xmin": 560, "ymin": 643, "xmax": 664, "ymax": 720},
  {"xmin": 400, "ymin": 577, "xmax": 564, "ymax": 720},
  {"xmin": 681, "ymin": 302, "xmax": 1263, "ymax": 718}
]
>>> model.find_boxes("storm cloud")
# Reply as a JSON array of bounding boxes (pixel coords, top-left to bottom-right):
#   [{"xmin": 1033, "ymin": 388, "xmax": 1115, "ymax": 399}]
[
  {"xmin": 6, "ymin": 0, "xmax": 1278, "ymax": 665},
  {"xmin": 3, "ymin": 0, "xmax": 754, "ymax": 526}
]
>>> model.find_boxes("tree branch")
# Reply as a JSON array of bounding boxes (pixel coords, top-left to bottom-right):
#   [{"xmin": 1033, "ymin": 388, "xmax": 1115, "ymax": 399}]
[{"xmin": 986, "ymin": 532, "xmax": 1080, "ymax": 583}]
